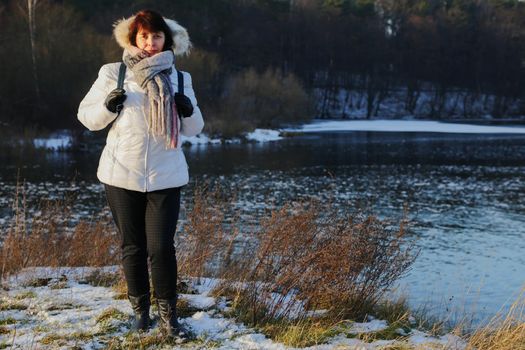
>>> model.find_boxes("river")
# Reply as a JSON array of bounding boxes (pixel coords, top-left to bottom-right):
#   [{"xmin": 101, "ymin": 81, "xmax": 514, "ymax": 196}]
[{"xmin": 1, "ymin": 128, "xmax": 525, "ymax": 324}]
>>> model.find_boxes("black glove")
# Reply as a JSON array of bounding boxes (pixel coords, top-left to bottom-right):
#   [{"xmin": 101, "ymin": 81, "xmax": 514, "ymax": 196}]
[
  {"xmin": 174, "ymin": 93, "xmax": 194, "ymax": 118},
  {"xmin": 104, "ymin": 88, "xmax": 127, "ymax": 113}
]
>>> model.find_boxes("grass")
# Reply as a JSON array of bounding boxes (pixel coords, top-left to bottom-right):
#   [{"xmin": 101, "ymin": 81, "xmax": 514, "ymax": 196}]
[
  {"xmin": 95, "ymin": 308, "xmax": 130, "ymax": 335},
  {"xmin": 0, "ymin": 301, "xmax": 27, "ymax": 311},
  {"xmin": 46, "ymin": 302, "xmax": 78, "ymax": 311},
  {"xmin": 14, "ymin": 291, "xmax": 37, "ymax": 300},
  {"xmin": 40, "ymin": 331, "xmax": 94, "ymax": 345},
  {"xmin": 33, "ymin": 324, "xmax": 51, "ymax": 333},
  {"xmin": 0, "ymin": 318, "xmax": 17, "ymax": 326},
  {"xmin": 464, "ymin": 289, "xmax": 525, "ymax": 350},
  {"xmin": 175, "ymin": 298, "xmax": 203, "ymax": 318},
  {"xmin": 49, "ymin": 281, "xmax": 69, "ymax": 289},
  {"xmin": 357, "ymin": 323, "xmax": 410, "ymax": 342},
  {"xmin": 22, "ymin": 277, "xmax": 53, "ymax": 288},
  {"xmin": 0, "ymin": 180, "xmax": 119, "ymax": 280},
  {"xmin": 104, "ymin": 332, "xmax": 189, "ymax": 350},
  {"xmin": 96, "ymin": 308, "xmax": 129, "ymax": 324},
  {"xmin": 260, "ymin": 318, "xmax": 341, "ymax": 347},
  {"xmin": 188, "ymin": 336, "xmax": 223, "ymax": 348},
  {"xmin": 111, "ymin": 278, "xmax": 128, "ymax": 300},
  {"xmin": 82, "ymin": 269, "xmax": 122, "ymax": 288}
]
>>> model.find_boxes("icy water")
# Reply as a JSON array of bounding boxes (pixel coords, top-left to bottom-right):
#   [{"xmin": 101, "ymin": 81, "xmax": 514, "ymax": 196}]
[{"xmin": 1, "ymin": 131, "xmax": 525, "ymax": 323}]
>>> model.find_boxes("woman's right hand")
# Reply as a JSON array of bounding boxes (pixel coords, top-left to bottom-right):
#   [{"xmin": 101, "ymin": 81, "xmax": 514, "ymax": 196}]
[{"xmin": 105, "ymin": 88, "xmax": 127, "ymax": 113}]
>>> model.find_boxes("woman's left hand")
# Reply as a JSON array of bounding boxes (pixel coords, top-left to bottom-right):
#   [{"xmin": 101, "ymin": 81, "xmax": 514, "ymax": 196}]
[{"xmin": 174, "ymin": 93, "xmax": 194, "ymax": 118}]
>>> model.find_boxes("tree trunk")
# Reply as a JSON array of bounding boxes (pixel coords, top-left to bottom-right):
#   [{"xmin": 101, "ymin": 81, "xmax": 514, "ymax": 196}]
[{"xmin": 28, "ymin": 0, "xmax": 41, "ymax": 107}]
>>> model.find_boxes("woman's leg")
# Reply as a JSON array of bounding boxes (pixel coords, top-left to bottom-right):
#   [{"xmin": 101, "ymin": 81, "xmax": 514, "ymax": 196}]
[
  {"xmin": 144, "ymin": 187, "xmax": 181, "ymax": 300},
  {"xmin": 105, "ymin": 184, "xmax": 150, "ymax": 297}
]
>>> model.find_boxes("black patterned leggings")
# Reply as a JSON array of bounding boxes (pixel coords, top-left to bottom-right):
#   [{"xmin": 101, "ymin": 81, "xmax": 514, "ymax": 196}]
[{"xmin": 104, "ymin": 184, "xmax": 181, "ymax": 299}]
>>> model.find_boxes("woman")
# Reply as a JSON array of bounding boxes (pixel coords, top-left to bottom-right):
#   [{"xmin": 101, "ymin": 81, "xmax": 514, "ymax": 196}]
[{"xmin": 77, "ymin": 10, "xmax": 204, "ymax": 337}]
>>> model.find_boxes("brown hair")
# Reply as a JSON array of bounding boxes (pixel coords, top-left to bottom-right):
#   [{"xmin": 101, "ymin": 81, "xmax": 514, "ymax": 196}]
[{"xmin": 128, "ymin": 10, "xmax": 174, "ymax": 51}]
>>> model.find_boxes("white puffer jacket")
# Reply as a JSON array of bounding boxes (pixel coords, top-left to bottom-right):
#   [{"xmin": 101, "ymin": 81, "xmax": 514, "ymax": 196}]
[{"xmin": 78, "ymin": 16, "xmax": 204, "ymax": 192}]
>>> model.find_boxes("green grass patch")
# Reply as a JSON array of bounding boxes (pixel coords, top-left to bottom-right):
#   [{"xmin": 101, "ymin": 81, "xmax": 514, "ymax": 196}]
[
  {"xmin": 175, "ymin": 298, "xmax": 204, "ymax": 318},
  {"xmin": 186, "ymin": 335, "xmax": 222, "ymax": 348},
  {"xmin": 46, "ymin": 302, "xmax": 78, "ymax": 311},
  {"xmin": 111, "ymin": 279, "xmax": 128, "ymax": 300},
  {"xmin": 0, "ymin": 301, "xmax": 27, "ymax": 311},
  {"xmin": 34, "ymin": 324, "xmax": 51, "ymax": 333},
  {"xmin": 377, "ymin": 344, "xmax": 415, "ymax": 350},
  {"xmin": 104, "ymin": 331, "xmax": 190, "ymax": 349},
  {"xmin": 40, "ymin": 331, "xmax": 93, "ymax": 346},
  {"xmin": 96, "ymin": 308, "xmax": 129, "ymax": 323},
  {"xmin": 95, "ymin": 308, "xmax": 130, "ymax": 335},
  {"xmin": 23, "ymin": 277, "xmax": 53, "ymax": 288},
  {"xmin": 260, "ymin": 318, "xmax": 341, "ymax": 347},
  {"xmin": 14, "ymin": 291, "xmax": 37, "ymax": 300},
  {"xmin": 49, "ymin": 281, "xmax": 69, "ymax": 289},
  {"xmin": 374, "ymin": 297, "xmax": 411, "ymax": 326},
  {"xmin": 279, "ymin": 131, "xmax": 304, "ymax": 137},
  {"xmin": 212, "ymin": 285, "xmax": 342, "ymax": 347},
  {"xmin": 0, "ymin": 318, "xmax": 17, "ymax": 325},
  {"xmin": 81, "ymin": 270, "xmax": 122, "ymax": 287},
  {"xmin": 357, "ymin": 322, "xmax": 411, "ymax": 342}
]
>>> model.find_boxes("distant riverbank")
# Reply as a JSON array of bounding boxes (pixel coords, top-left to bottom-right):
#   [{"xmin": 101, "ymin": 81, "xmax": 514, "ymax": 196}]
[{"xmin": 14, "ymin": 119, "xmax": 525, "ymax": 152}]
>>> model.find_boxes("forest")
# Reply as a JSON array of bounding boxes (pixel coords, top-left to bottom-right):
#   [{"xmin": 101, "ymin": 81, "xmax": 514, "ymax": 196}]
[{"xmin": 1, "ymin": 0, "xmax": 524, "ymax": 136}]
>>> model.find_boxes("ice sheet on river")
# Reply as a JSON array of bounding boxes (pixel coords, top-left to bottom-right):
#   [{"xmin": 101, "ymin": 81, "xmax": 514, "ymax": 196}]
[{"xmin": 285, "ymin": 119, "xmax": 525, "ymax": 134}]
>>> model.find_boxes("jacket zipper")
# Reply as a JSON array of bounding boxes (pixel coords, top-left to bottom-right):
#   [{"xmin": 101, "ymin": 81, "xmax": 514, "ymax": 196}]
[{"xmin": 143, "ymin": 102, "xmax": 149, "ymax": 192}]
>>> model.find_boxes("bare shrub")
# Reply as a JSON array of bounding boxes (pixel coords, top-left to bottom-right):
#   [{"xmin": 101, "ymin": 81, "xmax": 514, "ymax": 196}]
[
  {"xmin": 208, "ymin": 67, "xmax": 313, "ymax": 138},
  {"xmin": 218, "ymin": 201, "xmax": 417, "ymax": 325},
  {"xmin": 176, "ymin": 183, "xmax": 241, "ymax": 279},
  {"xmin": 0, "ymin": 182, "xmax": 119, "ymax": 281}
]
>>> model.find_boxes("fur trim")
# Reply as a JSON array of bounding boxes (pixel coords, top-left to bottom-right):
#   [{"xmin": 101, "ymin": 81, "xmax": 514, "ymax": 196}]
[{"xmin": 113, "ymin": 15, "xmax": 192, "ymax": 56}]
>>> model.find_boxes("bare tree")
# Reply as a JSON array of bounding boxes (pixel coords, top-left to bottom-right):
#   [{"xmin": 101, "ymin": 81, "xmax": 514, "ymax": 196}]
[{"xmin": 27, "ymin": 0, "xmax": 41, "ymax": 105}]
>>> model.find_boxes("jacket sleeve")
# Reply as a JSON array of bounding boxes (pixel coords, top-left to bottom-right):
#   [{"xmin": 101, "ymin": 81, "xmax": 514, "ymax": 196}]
[
  {"xmin": 77, "ymin": 64, "xmax": 118, "ymax": 131},
  {"xmin": 180, "ymin": 72, "xmax": 205, "ymax": 137}
]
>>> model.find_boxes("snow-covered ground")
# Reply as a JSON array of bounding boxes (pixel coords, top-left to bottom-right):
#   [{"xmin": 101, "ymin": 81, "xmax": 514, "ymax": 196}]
[
  {"xmin": 284, "ymin": 119, "xmax": 525, "ymax": 134},
  {"xmin": 33, "ymin": 131, "xmax": 73, "ymax": 151},
  {"xmin": 30, "ymin": 120, "xmax": 525, "ymax": 151},
  {"xmin": 0, "ymin": 267, "xmax": 467, "ymax": 349}
]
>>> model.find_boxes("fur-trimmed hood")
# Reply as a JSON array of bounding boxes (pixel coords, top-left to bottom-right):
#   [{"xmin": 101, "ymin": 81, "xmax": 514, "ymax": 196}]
[{"xmin": 113, "ymin": 15, "xmax": 191, "ymax": 56}]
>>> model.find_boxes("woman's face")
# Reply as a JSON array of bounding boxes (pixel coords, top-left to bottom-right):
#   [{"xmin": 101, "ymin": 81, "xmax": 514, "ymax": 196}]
[{"xmin": 136, "ymin": 28, "xmax": 166, "ymax": 56}]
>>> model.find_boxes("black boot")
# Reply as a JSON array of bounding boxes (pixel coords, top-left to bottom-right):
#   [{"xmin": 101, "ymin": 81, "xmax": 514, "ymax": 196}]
[
  {"xmin": 128, "ymin": 293, "xmax": 151, "ymax": 331},
  {"xmin": 156, "ymin": 297, "xmax": 187, "ymax": 339}
]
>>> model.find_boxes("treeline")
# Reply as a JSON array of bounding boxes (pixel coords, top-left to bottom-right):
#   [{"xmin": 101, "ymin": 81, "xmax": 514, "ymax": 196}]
[{"xmin": 0, "ymin": 0, "xmax": 524, "ymax": 136}]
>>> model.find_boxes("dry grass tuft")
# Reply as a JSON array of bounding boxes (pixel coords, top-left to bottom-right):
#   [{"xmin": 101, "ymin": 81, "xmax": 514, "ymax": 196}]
[
  {"xmin": 111, "ymin": 278, "xmax": 128, "ymax": 300},
  {"xmin": 82, "ymin": 269, "xmax": 122, "ymax": 288},
  {"xmin": 177, "ymin": 182, "xmax": 241, "ymax": 280},
  {"xmin": 465, "ymin": 289, "xmax": 525, "ymax": 350},
  {"xmin": 217, "ymin": 201, "xmax": 417, "ymax": 328},
  {"xmin": 261, "ymin": 318, "xmax": 340, "ymax": 347},
  {"xmin": 0, "ymin": 181, "xmax": 119, "ymax": 282}
]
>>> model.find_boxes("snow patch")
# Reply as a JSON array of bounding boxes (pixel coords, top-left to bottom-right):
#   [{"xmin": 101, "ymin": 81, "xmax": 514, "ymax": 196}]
[
  {"xmin": 183, "ymin": 294, "xmax": 216, "ymax": 309},
  {"xmin": 33, "ymin": 130, "xmax": 73, "ymax": 151},
  {"xmin": 285, "ymin": 119, "xmax": 525, "ymax": 134},
  {"xmin": 246, "ymin": 129, "xmax": 283, "ymax": 142},
  {"xmin": 181, "ymin": 133, "xmax": 221, "ymax": 145},
  {"xmin": 349, "ymin": 319, "xmax": 389, "ymax": 333}
]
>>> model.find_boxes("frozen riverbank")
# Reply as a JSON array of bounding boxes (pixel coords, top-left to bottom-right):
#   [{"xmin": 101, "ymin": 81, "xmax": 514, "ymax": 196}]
[
  {"xmin": 29, "ymin": 119, "xmax": 525, "ymax": 151},
  {"xmin": 0, "ymin": 267, "xmax": 467, "ymax": 349}
]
